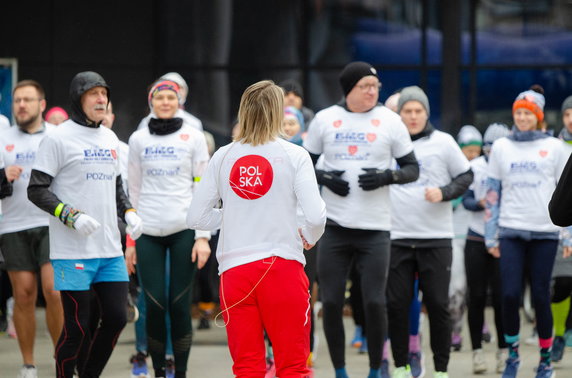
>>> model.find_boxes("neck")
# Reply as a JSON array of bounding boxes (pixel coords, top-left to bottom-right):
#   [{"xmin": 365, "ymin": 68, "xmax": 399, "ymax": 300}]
[{"xmin": 19, "ymin": 119, "xmax": 44, "ymax": 134}]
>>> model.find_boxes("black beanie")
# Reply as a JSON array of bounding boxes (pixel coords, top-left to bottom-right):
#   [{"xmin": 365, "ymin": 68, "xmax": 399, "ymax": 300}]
[
  {"xmin": 339, "ymin": 62, "xmax": 378, "ymax": 97},
  {"xmin": 280, "ymin": 79, "xmax": 304, "ymax": 100}
]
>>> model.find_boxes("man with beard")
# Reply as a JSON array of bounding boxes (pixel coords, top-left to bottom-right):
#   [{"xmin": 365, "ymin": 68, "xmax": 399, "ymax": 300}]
[
  {"xmin": 0, "ymin": 80, "xmax": 63, "ymax": 378},
  {"xmin": 27, "ymin": 72, "xmax": 143, "ymax": 378}
]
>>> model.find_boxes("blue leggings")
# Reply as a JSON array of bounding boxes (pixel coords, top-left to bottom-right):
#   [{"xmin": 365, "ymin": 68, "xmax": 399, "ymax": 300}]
[
  {"xmin": 499, "ymin": 237, "xmax": 557, "ymax": 340},
  {"xmin": 409, "ymin": 278, "xmax": 421, "ymax": 336}
]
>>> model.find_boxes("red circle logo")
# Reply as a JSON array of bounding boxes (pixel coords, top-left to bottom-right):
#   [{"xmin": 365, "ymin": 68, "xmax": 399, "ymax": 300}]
[{"xmin": 229, "ymin": 155, "xmax": 273, "ymax": 200}]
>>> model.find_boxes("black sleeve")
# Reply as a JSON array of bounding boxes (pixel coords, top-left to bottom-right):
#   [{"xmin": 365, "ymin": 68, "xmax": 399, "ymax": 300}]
[
  {"xmin": 393, "ymin": 151, "xmax": 420, "ymax": 185},
  {"xmin": 27, "ymin": 169, "xmax": 62, "ymax": 215},
  {"xmin": 116, "ymin": 175, "xmax": 133, "ymax": 222},
  {"xmin": 549, "ymin": 153, "xmax": 572, "ymax": 226},
  {"xmin": 440, "ymin": 169, "xmax": 474, "ymax": 201},
  {"xmin": 0, "ymin": 168, "xmax": 13, "ymax": 199},
  {"xmin": 309, "ymin": 152, "xmax": 320, "ymax": 166}
]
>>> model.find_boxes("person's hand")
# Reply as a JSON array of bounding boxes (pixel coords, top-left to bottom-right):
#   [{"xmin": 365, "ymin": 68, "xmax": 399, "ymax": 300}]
[
  {"xmin": 425, "ymin": 187, "xmax": 443, "ymax": 203},
  {"xmin": 124, "ymin": 246, "xmax": 137, "ymax": 275},
  {"xmin": 192, "ymin": 238, "xmax": 211, "ymax": 269},
  {"xmin": 478, "ymin": 198, "xmax": 486, "ymax": 208},
  {"xmin": 357, "ymin": 168, "xmax": 393, "ymax": 191},
  {"xmin": 316, "ymin": 170, "xmax": 350, "ymax": 196},
  {"xmin": 298, "ymin": 228, "xmax": 315, "ymax": 250},
  {"xmin": 5, "ymin": 165, "xmax": 23, "ymax": 182},
  {"xmin": 73, "ymin": 214, "xmax": 101, "ymax": 236},
  {"xmin": 125, "ymin": 211, "xmax": 143, "ymax": 240},
  {"xmin": 488, "ymin": 247, "xmax": 500, "ymax": 258},
  {"xmin": 564, "ymin": 246, "xmax": 572, "ymax": 258}
]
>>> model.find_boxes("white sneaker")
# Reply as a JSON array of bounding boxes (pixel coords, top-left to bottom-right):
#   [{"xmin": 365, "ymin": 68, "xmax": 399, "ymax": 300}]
[
  {"xmin": 496, "ymin": 348, "xmax": 508, "ymax": 374},
  {"xmin": 472, "ymin": 349, "xmax": 487, "ymax": 374},
  {"xmin": 17, "ymin": 366, "xmax": 37, "ymax": 378},
  {"xmin": 392, "ymin": 366, "xmax": 413, "ymax": 378}
]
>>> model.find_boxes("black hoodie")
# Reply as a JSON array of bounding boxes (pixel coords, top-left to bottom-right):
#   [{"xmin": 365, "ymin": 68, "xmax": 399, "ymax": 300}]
[{"xmin": 69, "ymin": 71, "xmax": 110, "ymax": 127}]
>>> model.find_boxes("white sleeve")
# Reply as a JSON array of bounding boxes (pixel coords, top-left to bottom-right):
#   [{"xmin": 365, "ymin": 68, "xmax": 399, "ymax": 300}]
[
  {"xmin": 445, "ymin": 135, "xmax": 471, "ymax": 178},
  {"xmin": 294, "ymin": 151, "xmax": 327, "ymax": 244},
  {"xmin": 390, "ymin": 120, "xmax": 414, "ymax": 159},
  {"xmin": 33, "ymin": 134, "xmax": 62, "ymax": 177},
  {"xmin": 190, "ymin": 132, "xmax": 212, "ymax": 239},
  {"xmin": 127, "ymin": 136, "xmax": 142, "ymax": 209},
  {"xmin": 187, "ymin": 152, "xmax": 223, "ymax": 231},
  {"xmin": 302, "ymin": 116, "xmax": 323, "ymax": 155},
  {"xmin": 487, "ymin": 140, "xmax": 502, "ymax": 180}
]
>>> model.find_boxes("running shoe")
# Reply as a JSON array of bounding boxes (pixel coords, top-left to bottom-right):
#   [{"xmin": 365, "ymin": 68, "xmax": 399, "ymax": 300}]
[
  {"xmin": 496, "ymin": 349, "xmax": 508, "ymax": 373},
  {"xmin": 408, "ymin": 351, "xmax": 425, "ymax": 377},
  {"xmin": 130, "ymin": 352, "xmax": 150, "ymax": 378},
  {"xmin": 482, "ymin": 323, "xmax": 492, "ymax": 343},
  {"xmin": 392, "ymin": 366, "xmax": 412, "ymax": 378},
  {"xmin": 165, "ymin": 357, "xmax": 175, "ymax": 378},
  {"xmin": 472, "ymin": 349, "xmax": 487, "ymax": 374},
  {"xmin": 551, "ymin": 336, "xmax": 565, "ymax": 362},
  {"xmin": 197, "ymin": 316, "xmax": 210, "ymax": 330},
  {"xmin": 17, "ymin": 366, "xmax": 37, "ymax": 378},
  {"xmin": 352, "ymin": 325, "xmax": 364, "ymax": 348},
  {"xmin": 434, "ymin": 372, "xmax": 448, "ymax": 378},
  {"xmin": 501, "ymin": 357, "xmax": 520, "ymax": 378},
  {"xmin": 534, "ymin": 362, "xmax": 555, "ymax": 378},
  {"xmin": 380, "ymin": 359, "xmax": 390, "ymax": 378}
]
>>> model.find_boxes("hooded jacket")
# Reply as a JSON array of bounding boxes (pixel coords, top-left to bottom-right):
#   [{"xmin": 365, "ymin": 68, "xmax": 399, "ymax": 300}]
[{"xmin": 69, "ymin": 71, "xmax": 110, "ymax": 127}]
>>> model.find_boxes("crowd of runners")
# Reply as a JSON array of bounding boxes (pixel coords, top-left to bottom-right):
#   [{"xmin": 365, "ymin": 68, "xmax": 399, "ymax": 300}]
[{"xmin": 0, "ymin": 61, "xmax": 571, "ymax": 378}]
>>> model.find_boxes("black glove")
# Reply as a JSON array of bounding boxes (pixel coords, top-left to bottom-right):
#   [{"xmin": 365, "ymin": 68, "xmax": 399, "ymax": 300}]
[
  {"xmin": 316, "ymin": 169, "xmax": 350, "ymax": 197},
  {"xmin": 358, "ymin": 168, "xmax": 393, "ymax": 191}
]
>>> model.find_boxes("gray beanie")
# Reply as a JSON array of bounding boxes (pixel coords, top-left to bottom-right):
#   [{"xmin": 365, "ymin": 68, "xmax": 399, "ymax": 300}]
[
  {"xmin": 483, "ymin": 123, "xmax": 510, "ymax": 145},
  {"xmin": 397, "ymin": 86, "xmax": 430, "ymax": 116},
  {"xmin": 562, "ymin": 95, "xmax": 572, "ymax": 113}
]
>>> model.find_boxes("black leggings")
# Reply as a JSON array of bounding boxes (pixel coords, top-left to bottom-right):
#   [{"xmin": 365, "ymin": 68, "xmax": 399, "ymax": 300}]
[
  {"xmin": 464, "ymin": 238, "xmax": 505, "ymax": 350},
  {"xmin": 136, "ymin": 230, "xmax": 197, "ymax": 375},
  {"xmin": 56, "ymin": 282, "xmax": 128, "ymax": 378},
  {"xmin": 317, "ymin": 226, "xmax": 390, "ymax": 370}
]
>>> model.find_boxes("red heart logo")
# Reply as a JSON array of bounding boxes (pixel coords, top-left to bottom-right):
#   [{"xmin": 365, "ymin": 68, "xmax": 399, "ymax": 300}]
[
  {"xmin": 539, "ymin": 150, "xmax": 548, "ymax": 158},
  {"xmin": 366, "ymin": 133, "xmax": 377, "ymax": 142},
  {"xmin": 180, "ymin": 134, "xmax": 189, "ymax": 141},
  {"xmin": 5, "ymin": 144, "xmax": 14, "ymax": 152},
  {"xmin": 333, "ymin": 120, "xmax": 342, "ymax": 128},
  {"xmin": 371, "ymin": 119, "xmax": 380, "ymax": 127},
  {"xmin": 111, "ymin": 149, "xmax": 117, "ymax": 159},
  {"xmin": 348, "ymin": 145, "xmax": 358, "ymax": 155}
]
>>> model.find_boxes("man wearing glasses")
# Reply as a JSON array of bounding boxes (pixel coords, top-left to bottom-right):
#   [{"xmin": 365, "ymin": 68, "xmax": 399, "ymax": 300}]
[
  {"xmin": 303, "ymin": 61, "xmax": 420, "ymax": 378},
  {"xmin": 0, "ymin": 80, "xmax": 63, "ymax": 378}
]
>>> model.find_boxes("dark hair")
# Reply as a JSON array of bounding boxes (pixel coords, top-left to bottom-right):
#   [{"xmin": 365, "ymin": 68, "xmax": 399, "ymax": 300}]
[
  {"xmin": 529, "ymin": 84, "xmax": 544, "ymax": 95},
  {"xmin": 13, "ymin": 80, "xmax": 45, "ymax": 99}
]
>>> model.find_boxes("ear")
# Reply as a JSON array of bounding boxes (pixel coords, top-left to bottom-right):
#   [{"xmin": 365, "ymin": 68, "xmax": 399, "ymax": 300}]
[{"xmin": 39, "ymin": 99, "xmax": 47, "ymax": 113}]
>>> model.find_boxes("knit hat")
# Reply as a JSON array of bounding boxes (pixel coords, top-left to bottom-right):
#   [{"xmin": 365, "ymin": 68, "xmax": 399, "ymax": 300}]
[
  {"xmin": 457, "ymin": 125, "xmax": 482, "ymax": 148},
  {"xmin": 512, "ymin": 90, "xmax": 545, "ymax": 122},
  {"xmin": 69, "ymin": 71, "xmax": 110, "ymax": 126},
  {"xmin": 397, "ymin": 86, "xmax": 430, "ymax": 116},
  {"xmin": 45, "ymin": 107, "xmax": 69, "ymax": 122},
  {"xmin": 280, "ymin": 79, "xmax": 304, "ymax": 100},
  {"xmin": 339, "ymin": 62, "xmax": 378, "ymax": 97},
  {"xmin": 284, "ymin": 106, "xmax": 305, "ymax": 131},
  {"xmin": 384, "ymin": 93, "xmax": 401, "ymax": 112},
  {"xmin": 562, "ymin": 95, "xmax": 572, "ymax": 113},
  {"xmin": 483, "ymin": 123, "xmax": 510, "ymax": 145},
  {"xmin": 160, "ymin": 72, "xmax": 188, "ymax": 104},
  {"xmin": 148, "ymin": 80, "xmax": 181, "ymax": 108}
]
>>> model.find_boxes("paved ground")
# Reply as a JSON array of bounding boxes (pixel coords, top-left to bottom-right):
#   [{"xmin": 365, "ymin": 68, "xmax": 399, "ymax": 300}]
[{"xmin": 1, "ymin": 308, "xmax": 571, "ymax": 377}]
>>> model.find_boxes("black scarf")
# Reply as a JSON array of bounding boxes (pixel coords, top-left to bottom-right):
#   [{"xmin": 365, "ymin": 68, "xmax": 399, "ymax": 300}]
[
  {"xmin": 410, "ymin": 122, "xmax": 435, "ymax": 141},
  {"xmin": 148, "ymin": 117, "xmax": 183, "ymax": 135}
]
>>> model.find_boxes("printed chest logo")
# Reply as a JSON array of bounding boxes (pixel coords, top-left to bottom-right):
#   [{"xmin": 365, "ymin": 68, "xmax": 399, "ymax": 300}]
[
  {"xmin": 180, "ymin": 134, "xmax": 189, "ymax": 141},
  {"xmin": 229, "ymin": 155, "xmax": 273, "ymax": 200},
  {"xmin": 539, "ymin": 150, "xmax": 548, "ymax": 158},
  {"xmin": 333, "ymin": 120, "xmax": 342, "ymax": 128},
  {"xmin": 5, "ymin": 144, "xmax": 14, "ymax": 152},
  {"xmin": 371, "ymin": 119, "xmax": 380, "ymax": 127}
]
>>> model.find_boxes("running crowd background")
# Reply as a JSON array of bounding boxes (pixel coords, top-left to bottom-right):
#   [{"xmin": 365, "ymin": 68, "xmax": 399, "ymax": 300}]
[{"xmin": 0, "ymin": 61, "xmax": 571, "ymax": 378}]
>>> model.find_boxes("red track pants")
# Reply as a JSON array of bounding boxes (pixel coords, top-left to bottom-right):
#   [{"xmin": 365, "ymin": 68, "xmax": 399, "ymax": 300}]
[{"xmin": 220, "ymin": 257, "xmax": 311, "ymax": 377}]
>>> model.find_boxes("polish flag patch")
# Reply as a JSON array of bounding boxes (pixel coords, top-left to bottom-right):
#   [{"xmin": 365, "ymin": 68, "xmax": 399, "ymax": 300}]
[{"xmin": 75, "ymin": 263, "xmax": 85, "ymax": 270}]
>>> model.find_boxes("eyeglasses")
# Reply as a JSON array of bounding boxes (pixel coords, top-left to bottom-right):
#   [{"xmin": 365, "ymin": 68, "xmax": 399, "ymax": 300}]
[
  {"xmin": 13, "ymin": 97, "xmax": 41, "ymax": 104},
  {"xmin": 356, "ymin": 82, "xmax": 382, "ymax": 92}
]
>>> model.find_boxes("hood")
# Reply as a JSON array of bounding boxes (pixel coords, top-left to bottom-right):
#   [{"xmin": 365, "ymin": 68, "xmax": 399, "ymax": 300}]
[{"xmin": 69, "ymin": 71, "xmax": 110, "ymax": 127}]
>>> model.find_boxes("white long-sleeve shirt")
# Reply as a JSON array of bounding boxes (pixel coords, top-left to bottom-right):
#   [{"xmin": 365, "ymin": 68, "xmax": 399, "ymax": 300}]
[
  {"xmin": 128, "ymin": 124, "xmax": 210, "ymax": 237},
  {"xmin": 187, "ymin": 138, "xmax": 326, "ymax": 274}
]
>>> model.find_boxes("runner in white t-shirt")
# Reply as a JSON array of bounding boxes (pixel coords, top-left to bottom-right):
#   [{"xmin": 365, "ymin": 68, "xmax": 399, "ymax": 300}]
[
  {"xmin": 188, "ymin": 80, "xmax": 326, "ymax": 377},
  {"xmin": 387, "ymin": 86, "xmax": 473, "ymax": 378},
  {"xmin": 27, "ymin": 72, "xmax": 143, "ymax": 378},
  {"xmin": 485, "ymin": 86, "xmax": 569, "ymax": 378},
  {"xmin": 0, "ymin": 80, "xmax": 63, "ymax": 378},
  {"xmin": 125, "ymin": 79, "xmax": 211, "ymax": 378},
  {"xmin": 303, "ymin": 62, "xmax": 420, "ymax": 378}
]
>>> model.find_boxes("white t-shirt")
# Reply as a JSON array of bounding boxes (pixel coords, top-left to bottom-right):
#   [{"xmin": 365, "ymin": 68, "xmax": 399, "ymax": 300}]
[
  {"xmin": 467, "ymin": 155, "xmax": 488, "ymax": 236},
  {"xmin": 303, "ymin": 104, "xmax": 413, "ymax": 230},
  {"xmin": 390, "ymin": 130, "xmax": 471, "ymax": 240},
  {"xmin": 0, "ymin": 115, "xmax": 10, "ymax": 131},
  {"xmin": 137, "ymin": 109, "xmax": 203, "ymax": 131},
  {"xmin": 0, "ymin": 124, "xmax": 54, "ymax": 234},
  {"xmin": 488, "ymin": 136, "xmax": 569, "ymax": 233},
  {"xmin": 33, "ymin": 120, "xmax": 123, "ymax": 259},
  {"xmin": 187, "ymin": 138, "xmax": 326, "ymax": 274},
  {"xmin": 128, "ymin": 124, "xmax": 210, "ymax": 237}
]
